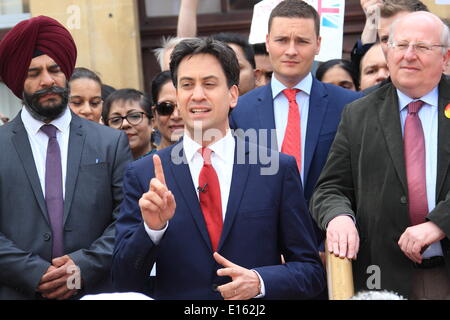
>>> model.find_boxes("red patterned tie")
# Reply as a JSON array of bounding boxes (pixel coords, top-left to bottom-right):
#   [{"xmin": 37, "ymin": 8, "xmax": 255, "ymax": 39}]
[
  {"xmin": 281, "ymin": 88, "xmax": 301, "ymax": 170},
  {"xmin": 198, "ymin": 148, "xmax": 223, "ymax": 252},
  {"xmin": 404, "ymin": 100, "xmax": 428, "ymax": 226}
]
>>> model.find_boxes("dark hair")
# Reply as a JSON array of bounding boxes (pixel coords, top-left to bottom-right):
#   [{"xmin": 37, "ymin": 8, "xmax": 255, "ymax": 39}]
[
  {"xmin": 151, "ymin": 71, "xmax": 172, "ymax": 104},
  {"xmin": 169, "ymin": 37, "xmax": 240, "ymax": 88},
  {"xmin": 268, "ymin": 0, "xmax": 320, "ymax": 36},
  {"xmin": 316, "ymin": 59, "xmax": 359, "ymax": 90},
  {"xmin": 101, "ymin": 84, "xmax": 116, "ymax": 102},
  {"xmin": 69, "ymin": 67, "xmax": 102, "ymax": 87},
  {"xmin": 102, "ymin": 88, "xmax": 152, "ymax": 124},
  {"xmin": 211, "ymin": 33, "xmax": 256, "ymax": 69},
  {"xmin": 252, "ymin": 43, "xmax": 268, "ymax": 56},
  {"xmin": 380, "ymin": 0, "xmax": 428, "ymax": 18}
]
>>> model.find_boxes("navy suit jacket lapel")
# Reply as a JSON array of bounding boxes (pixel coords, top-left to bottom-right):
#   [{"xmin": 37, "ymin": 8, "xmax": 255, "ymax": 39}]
[
  {"xmin": 168, "ymin": 139, "xmax": 251, "ymax": 252},
  {"xmin": 258, "ymin": 85, "xmax": 277, "ymax": 150},
  {"xmin": 218, "ymin": 137, "xmax": 250, "ymax": 251},
  {"xmin": 11, "ymin": 114, "xmax": 49, "ymax": 224},
  {"xmin": 304, "ymin": 78, "xmax": 327, "ymax": 184},
  {"xmin": 63, "ymin": 115, "xmax": 86, "ymax": 224}
]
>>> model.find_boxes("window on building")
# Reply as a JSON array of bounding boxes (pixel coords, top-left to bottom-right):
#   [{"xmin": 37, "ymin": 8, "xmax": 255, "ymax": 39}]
[
  {"xmin": 0, "ymin": 0, "xmax": 30, "ymax": 28},
  {"xmin": 144, "ymin": 0, "xmax": 262, "ymax": 17}
]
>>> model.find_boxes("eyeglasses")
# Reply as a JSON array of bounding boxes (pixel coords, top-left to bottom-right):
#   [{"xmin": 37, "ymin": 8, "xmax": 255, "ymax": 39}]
[
  {"xmin": 155, "ymin": 102, "xmax": 176, "ymax": 116},
  {"xmin": 388, "ymin": 41, "xmax": 446, "ymax": 54},
  {"xmin": 106, "ymin": 112, "xmax": 147, "ymax": 128}
]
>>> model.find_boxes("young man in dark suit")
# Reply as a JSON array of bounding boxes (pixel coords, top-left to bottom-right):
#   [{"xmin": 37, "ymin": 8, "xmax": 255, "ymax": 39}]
[
  {"xmin": 113, "ymin": 37, "xmax": 325, "ymax": 300},
  {"xmin": 230, "ymin": 0, "xmax": 361, "ymax": 205}
]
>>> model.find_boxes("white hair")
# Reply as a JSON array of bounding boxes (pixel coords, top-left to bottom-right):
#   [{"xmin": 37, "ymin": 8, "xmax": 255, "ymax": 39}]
[
  {"xmin": 350, "ymin": 290, "xmax": 406, "ymax": 300},
  {"xmin": 153, "ymin": 36, "xmax": 195, "ymax": 70},
  {"xmin": 388, "ymin": 11, "xmax": 450, "ymax": 55}
]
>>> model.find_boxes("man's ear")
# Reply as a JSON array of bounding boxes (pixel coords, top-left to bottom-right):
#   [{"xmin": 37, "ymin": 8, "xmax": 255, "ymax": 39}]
[
  {"xmin": 315, "ymin": 35, "xmax": 322, "ymax": 55},
  {"xmin": 229, "ymin": 85, "xmax": 239, "ymax": 110},
  {"xmin": 254, "ymin": 68, "xmax": 263, "ymax": 86}
]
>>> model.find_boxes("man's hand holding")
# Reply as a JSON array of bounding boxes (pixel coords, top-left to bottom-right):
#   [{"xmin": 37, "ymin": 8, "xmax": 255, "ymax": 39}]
[
  {"xmin": 398, "ymin": 221, "xmax": 446, "ymax": 264},
  {"xmin": 37, "ymin": 255, "xmax": 79, "ymax": 300},
  {"xmin": 326, "ymin": 215, "xmax": 360, "ymax": 259},
  {"xmin": 360, "ymin": 0, "xmax": 383, "ymax": 44}
]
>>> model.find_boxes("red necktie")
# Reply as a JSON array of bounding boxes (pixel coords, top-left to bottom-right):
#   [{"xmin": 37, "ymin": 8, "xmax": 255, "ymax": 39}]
[
  {"xmin": 404, "ymin": 100, "xmax": 428, "ymax": 226},
  {"xmin": 198, "ymin": 148, "xmax": 223, "ymax": 252},
  {"xmin": 281, "ymin": 88, "xmax": 301, "ymax": 171}
]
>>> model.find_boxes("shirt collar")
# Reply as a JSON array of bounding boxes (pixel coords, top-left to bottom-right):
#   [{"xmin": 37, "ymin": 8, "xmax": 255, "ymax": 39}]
[
  {"xmin": 271, "ymin": 72, "xmax": 312, "ymax": 99},
  {"xmin": 183, "ymin": 130, "xmax": 235, "ymax": 164},
  {"xmin": 397, "ymin": 86, "xmax": 439, "ymax": 112},
  {"xmin": 21, "ymin": 105, "xmax": 72, "ymax": 135}
]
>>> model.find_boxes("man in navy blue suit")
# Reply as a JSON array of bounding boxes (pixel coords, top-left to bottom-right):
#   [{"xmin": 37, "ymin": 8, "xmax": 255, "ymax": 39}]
[
  {"xmin": 112, "ymin": 37, "xmax": 325, "ymax": 299},
  {"xmin": 230, "ymin": 0, "xmax": 361, "ymax": 204}
]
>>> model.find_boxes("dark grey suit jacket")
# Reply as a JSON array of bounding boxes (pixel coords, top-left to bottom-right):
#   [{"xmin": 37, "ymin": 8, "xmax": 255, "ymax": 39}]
[
  {"xmin": 310, "ymin": 76, "xmax": 450, "ymax": 298},
  {"xmin": 0, "ymin": 111, "xmax": 132, "ymax": 299}
]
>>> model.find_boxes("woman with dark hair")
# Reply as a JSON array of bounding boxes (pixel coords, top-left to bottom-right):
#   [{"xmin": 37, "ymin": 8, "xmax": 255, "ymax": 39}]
[
  {"xmin": 69, "ymin": 67, "xmax": 104, "ymax": 122},
  {"xmin": 102, "ymin": 88, "xmax": 155, "ymax": 159},
  {"xmin": 316, "ymin": 59, "xmax": 359, "ymax": 91},
  {"xmin": 151, "ymin": 71, "xmax": 184, "ymax": 150}
]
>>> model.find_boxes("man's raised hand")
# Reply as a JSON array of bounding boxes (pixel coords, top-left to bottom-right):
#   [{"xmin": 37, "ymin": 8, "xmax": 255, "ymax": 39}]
[{"xmin": 138, "ymin": 155, "xmax": 176, "ymax": 230}]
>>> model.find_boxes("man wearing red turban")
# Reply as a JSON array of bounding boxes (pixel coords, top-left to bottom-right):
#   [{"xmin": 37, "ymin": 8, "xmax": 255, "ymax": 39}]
[{"xmin": 0, "ymin": 16, "xmax": 132, "ymax": 299}]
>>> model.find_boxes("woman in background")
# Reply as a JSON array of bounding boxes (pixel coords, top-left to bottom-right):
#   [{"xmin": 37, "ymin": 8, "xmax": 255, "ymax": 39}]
[
  {"xmin": 316, "ymin": 59, "xmax": 359, "ymax": 91},
  {"xmin": 69, "ymin": 67, "xmax": 103, "ymax": 123},
  {"xmin": 151, "ymin": 71, "xmax": 184, "ymax": 150},
  {"xmin": 102, "ymin": 89, "xmax": 156, "ymax": 159}
]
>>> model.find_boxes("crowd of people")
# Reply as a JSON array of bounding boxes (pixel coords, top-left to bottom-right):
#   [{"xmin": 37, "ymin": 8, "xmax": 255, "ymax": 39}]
[{"xmin": 0, "ymin": 0, "xmax": 449, "ymax": 300}]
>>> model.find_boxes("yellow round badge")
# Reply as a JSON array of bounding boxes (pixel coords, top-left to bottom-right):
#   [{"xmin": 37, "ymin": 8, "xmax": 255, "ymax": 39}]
[{"xmin": 446, "ymin": 104, "xmax": 450, "ymax": 119}]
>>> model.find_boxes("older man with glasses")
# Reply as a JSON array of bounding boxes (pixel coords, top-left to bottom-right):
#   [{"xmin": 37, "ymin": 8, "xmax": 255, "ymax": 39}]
[{"xmin": 311, "ymin": 11, "xmax": 450, "ymax": 299}]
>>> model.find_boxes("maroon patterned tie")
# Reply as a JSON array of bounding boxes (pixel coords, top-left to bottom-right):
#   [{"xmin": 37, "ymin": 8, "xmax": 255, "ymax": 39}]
[
  {"xmin": 404, "ymin": 100, "xmax": 428, "ymax": 226},
  {"xmin": 41, "ymin": 124, "xmax": 64, "ymax": 258}
]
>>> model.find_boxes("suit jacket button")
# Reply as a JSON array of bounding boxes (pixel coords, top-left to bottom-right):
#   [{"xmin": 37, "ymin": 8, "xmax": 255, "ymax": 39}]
[
  {"xmin": 400, "ymin": 196, "xmax": 407, "ymax": 204},
  {"xmin": 43, "ymin": 233, "xmax": 51, "ymax": 241}
]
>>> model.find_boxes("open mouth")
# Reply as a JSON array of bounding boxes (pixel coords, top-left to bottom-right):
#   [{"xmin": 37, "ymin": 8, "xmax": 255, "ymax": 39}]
[{"xmin": 190, "ymin": 108, "xmax": 211, "ymax": 114}]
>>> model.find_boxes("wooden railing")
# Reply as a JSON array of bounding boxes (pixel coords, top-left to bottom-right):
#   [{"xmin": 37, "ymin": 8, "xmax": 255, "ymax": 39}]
[{"xmin": 325, "ymin": 246, "xmax": 354, "ymax": 300}]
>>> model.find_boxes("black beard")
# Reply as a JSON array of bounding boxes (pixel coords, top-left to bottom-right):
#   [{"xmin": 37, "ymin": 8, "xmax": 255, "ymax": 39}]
[{"xmin": 23, "ymin": 85, "xmax": 69, "ymax": 122}]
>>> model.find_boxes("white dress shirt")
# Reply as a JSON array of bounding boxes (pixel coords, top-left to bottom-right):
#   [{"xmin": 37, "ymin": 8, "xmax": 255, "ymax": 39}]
[
  {"xmin": 144, "ymin": 131, "xmax": 266, "ymax": 297},
  {"xmin": 271, "ymin": 72, "xmax": 312, "ymax": 183},
  {"xmin": 21, "ymin": 105, "xmax": 71, "ymax": 198},
  {"xmin": 397, "ymin": 87, "xmax": 443, "ymax": 258}
]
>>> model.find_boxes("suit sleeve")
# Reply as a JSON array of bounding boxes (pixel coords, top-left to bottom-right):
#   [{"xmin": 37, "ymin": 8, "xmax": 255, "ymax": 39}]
[
  {"xmin": 428, "ymin": 193, "xmax": 450, "ymax": 237},
  {"xmin": 0, "ymin": 233, "xmax": 51, "ymax": 296},
  {"xmin": 309, "ymin": 105, "xmax": 356, "ymax": 231},
  {"xmin": 254, "ymin": 156, "xmax": 326, "ymax": 299},
  {"xmin": 112, "ymin": 162, "xmax": 158, "ymax": 293},
  {"xmin": 68, "ymin": 131, "xmax": 132, "ymax": 292}
]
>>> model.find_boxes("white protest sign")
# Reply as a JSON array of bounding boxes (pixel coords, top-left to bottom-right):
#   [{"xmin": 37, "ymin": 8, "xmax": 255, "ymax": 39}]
[{"xmin": 248, "ymin": 0, "xmax": 346, "ymax": 62}]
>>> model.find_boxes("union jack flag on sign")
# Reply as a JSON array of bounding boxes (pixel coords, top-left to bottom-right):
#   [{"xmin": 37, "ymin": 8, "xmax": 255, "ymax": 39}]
[{"xmin": 317, "ymin": 0, "xmax": 341, "ymax": 29}]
